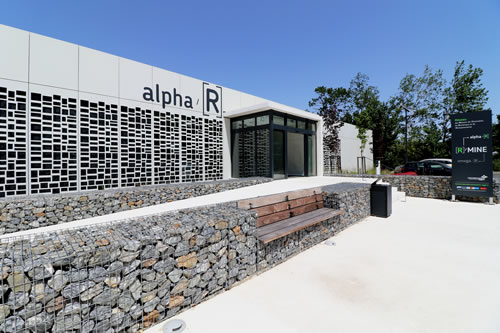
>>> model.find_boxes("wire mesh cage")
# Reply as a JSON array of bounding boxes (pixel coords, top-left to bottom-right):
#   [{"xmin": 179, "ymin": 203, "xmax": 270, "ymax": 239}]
[{"xmin": 0, "ymin": 203, "xmax": 254, "ymax": 333}]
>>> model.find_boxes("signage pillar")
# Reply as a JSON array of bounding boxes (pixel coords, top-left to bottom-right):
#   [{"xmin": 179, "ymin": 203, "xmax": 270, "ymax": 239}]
[{"xmin": 451, "ymin": 110, "xmax": 493, "ymax": 201}]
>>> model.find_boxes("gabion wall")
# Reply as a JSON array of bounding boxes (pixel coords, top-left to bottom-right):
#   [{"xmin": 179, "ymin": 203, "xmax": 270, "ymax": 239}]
[
  {"xmin": 0, "ymin": 178, "xmax": 271, "ymax": 235},
  {"xmin": 326, "ymin": 174, "xmax": 499, "ymax": 202},
  {"xmin": 0, "ymin": 204, "xmax": 257, "ymax": 333},
  {"xmin": 0, "ymin": 183, "xmax": 371, "ymax": 332},
  {"xmin": 257, "ymin": 183, "xmax": 371, "ymax": 270}
]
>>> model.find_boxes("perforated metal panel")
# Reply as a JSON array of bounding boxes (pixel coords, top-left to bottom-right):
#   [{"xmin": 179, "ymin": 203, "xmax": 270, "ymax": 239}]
[
  {"xmin": 0, "ymin": 87, "xmax": 28, "ymax": 197},
  {"xmin": 30, "ymin": 91, "xmax": 78, "ymax": 195},
  {"xmin": 80, "ymin": 100, "xmax": 119, "ymax": 191},
  {"xmin": 204, "ymin": 118, "xmax": 223, "ymax": 181},
  {"xmin": 0, "ymin": 84, "xmax": 225, "ymax": 198}
]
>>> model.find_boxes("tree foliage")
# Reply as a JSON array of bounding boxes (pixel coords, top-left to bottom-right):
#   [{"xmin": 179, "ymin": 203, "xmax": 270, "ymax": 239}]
[
  {"xmin": 308, "ymin": 86, "xmax": 350, "ymax": 155},
  {"xmin": 310, "ymin": 60, "xmax": 491, "ymax": 169},
  {"xmin": 494, "ymin": 115, "xmax": 500, "ymax": 153}
]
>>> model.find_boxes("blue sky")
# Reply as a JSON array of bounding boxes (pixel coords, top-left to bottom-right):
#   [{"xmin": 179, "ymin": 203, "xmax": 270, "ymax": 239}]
[{"xmin": 3, "ymin": 0, "xmax": 499, "ymax": 118}]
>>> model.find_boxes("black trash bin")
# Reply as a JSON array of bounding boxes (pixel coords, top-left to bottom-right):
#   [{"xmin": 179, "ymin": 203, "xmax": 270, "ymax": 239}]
[{"xmin": 370, "ymin": 180, "xmax": 392, "ymax": 218}]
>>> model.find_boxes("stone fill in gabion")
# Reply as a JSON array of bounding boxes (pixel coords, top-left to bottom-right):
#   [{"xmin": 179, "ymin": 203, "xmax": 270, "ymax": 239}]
[
  {"xmin": 0, "ymin": 203, "xmax": 257, "ymax": 332},
  {"xmin": 326, "ymin": 174, "xmax": 499, "ymax": 203},
  {"xmin": 0, "ymin": 182, "xmax": 371, "ymax": 333},
  {"xmin": 0, "ymin": 178, "xmax": 271, "ymax": 235}
]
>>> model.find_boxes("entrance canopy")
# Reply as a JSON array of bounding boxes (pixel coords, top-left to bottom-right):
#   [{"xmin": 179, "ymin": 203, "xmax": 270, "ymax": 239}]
[
  {"xmin": 226, "ymin": 102, "xmax": 322, "ymax": 179},
  {"xmin": 225, "ymin": 101, "xmax": 321, "ymax": 122}
]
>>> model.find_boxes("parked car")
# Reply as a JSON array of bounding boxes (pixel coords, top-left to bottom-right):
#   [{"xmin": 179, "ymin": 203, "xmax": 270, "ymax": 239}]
[
  {"xmin": 417, "ymin": 161, "xmax": 452, "ymax": 176},
  {"xmin": 420, "ymin": 158, "xmax": 452, "ymax": 167},
  {"xmin": 401, "ymin": 161, "xmax": 420, "ymax": 173}
]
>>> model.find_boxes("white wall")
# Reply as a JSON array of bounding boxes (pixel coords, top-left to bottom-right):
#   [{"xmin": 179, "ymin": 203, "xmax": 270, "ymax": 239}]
[{"xmin": 339, "ymin": 123, "xmax": 373, "ymax": 172}]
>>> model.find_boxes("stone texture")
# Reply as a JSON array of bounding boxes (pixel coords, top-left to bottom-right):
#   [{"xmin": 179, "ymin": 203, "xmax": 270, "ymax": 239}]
[
  {"xmin": 0, "ymin": 183, "xmax": 374, "ymax": 333},
  {"xmin": 7, "ymin": 272, "xmax": 31, "ymax": 293},
  {"xmin": 325, "ymin": 174, "xmax": 499, "ymax": 203},
  {"xmin": 0, "ymin": 178, "xmax": 270, "ymax": 235},
  {"xmin": 176, "ymin": 252, "xmax": 197, "ymax": 268}
]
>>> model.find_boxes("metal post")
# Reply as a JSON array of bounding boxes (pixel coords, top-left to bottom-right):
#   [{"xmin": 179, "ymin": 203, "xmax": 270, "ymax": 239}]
[
  {"xmin": 489, "ymin": 197, "xmax": 494, "ymax": 205},
  {"xmin": 451, "ymin": 194, "xmax": 456, "ymax": 202}
]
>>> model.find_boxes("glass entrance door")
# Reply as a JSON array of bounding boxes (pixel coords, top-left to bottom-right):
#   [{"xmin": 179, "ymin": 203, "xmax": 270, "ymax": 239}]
[
  {"xmin": 273, "ymin": 130, "xmax": 285, "ymax": 179},
  {"xmin": 287, "ymin": 132, "xmax": 305, "ymax": 176}
]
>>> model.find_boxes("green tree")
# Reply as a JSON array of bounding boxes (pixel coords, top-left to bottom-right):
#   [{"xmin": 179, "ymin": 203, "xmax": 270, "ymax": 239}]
[
  {"xmin": 308, "ymin": 86, "xmax": 350, "ymax": 155},
  {"xmin": 440, "ymin": 61, "xmax": 489, "ymax": 147},
  {"xmin": 392, "ymin": 61, "xmax": 489, "ymax": 162},
  {"xmin": 310, "ymin": 61, "xmax": 490, "ymax": 170},
  {"xmin": 392, "ymin": 65, "xmax": 446, "ymax": 160},
  {"xmin": 310, "ymin": 74, "xmax": 400, "ymax": 167},
  {"xmin": 493, "ymin": 114, "xmax": 500, "ymax": 153},
  {"xmin": 348, "ymin": 74, "xmax": 400, "ymax": 164}
]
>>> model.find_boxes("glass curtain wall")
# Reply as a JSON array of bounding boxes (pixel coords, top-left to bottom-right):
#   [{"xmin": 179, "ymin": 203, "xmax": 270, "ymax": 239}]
[{"xmin": 231, "ymin": 111, "xmax": 317, "ymax": 179}]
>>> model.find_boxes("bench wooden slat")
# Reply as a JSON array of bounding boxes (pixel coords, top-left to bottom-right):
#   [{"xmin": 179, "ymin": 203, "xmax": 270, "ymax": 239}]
[
  {"xmin": 237, "ymin": 187, "xmax": 323, "ymax": 209},
  {"xmin": 290, "ymin": 201, "xmax": 323, "ymax": 216},
  {"xmin": 256, "ymin": 201, "xmax": 324, "ymax": 227},
  {"xmin": 286, "ymin": 188, "xmax": 323, "ymax": 200},
  {"xmin": 253, "ymin": 194, "xmax": 323, "ymax": 218},
  {"xmin": 256, "ymin": 208, "xmax": 333, "ymax": 236},
  {"xmin": 256, "ymin": 208, "xmax": 344, "ymax": 244},
  {"xmin": 253, "ymin": 201, "xmax": 290, "ymax": 218},
  {"xmin": 256, "ymin": 210, "xmax": 292, "ymax": 227},
  {"xmin": 288, "ymin": 194, "xmax": 322, "ymax": 209}
]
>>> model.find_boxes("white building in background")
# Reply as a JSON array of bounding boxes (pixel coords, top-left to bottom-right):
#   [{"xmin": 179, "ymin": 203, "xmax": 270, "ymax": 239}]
[
  {"xmin": 0, "ymin": 24, "xmax": 370, "ymax": 199},
  {"xmin": 323, "ymin": 123, "xmax": 374, "ymax": 174},
  {"xmin": 339, "ymin": 123, "xmax": 373, "ymax": 172}
]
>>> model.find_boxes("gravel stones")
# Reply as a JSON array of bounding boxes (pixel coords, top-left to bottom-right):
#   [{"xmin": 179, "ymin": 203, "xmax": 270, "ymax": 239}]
[
  {"xmin": 0, "ymin": 185, "xmax": 370, "ymax": 333},
  {"xmin": 0, "ymin": 304, "xmax": 9, "ymax": 324},
  {"xmin": 0, "ymin": 316, "xmax": 24, "ymax": 333},
  {"xmin": 62, "ymin": 281, "xmax": 96, "ymax": 299},
  {"xmin": 0, "ymin": 178, "xmax": 271, "ymax": 234},
  {"xmin": 7, "ymin": 272, "xmax": 31, "ymax": 293},
  {"xmin": 176, "ymin": 252, "xmax": 197, "ymax": 268},
  {"xmin": 25, "ymin": 312, "xmax": 54, "ymax": 333},
  {"xmin": 48, "ymin": 270, "xmax": 69, "ymax": 291}
]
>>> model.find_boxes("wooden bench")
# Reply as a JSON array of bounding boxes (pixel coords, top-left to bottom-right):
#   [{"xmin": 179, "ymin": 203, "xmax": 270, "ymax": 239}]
[{"xmin": 238, "ymin": 188, "xmax": 344, "ymax": 244}]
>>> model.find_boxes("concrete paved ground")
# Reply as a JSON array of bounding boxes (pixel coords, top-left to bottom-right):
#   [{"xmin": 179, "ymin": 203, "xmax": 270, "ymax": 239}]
[
  {"xmin": 2, "ymin": 176, "xmax": 374, "ymax": 239},
  {"xmin": 146, "ymin": 197, "xmax": 500, "ymax": 333}
]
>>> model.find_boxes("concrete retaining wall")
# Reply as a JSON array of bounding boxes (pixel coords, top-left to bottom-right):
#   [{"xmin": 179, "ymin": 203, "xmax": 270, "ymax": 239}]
[
  {"xmin": 0, "ymin": 183, "xmax": 370, "ymax": 332},
  {"xmin": 0, "ymin": 178, "xmax": 271, "ymax": 236}
]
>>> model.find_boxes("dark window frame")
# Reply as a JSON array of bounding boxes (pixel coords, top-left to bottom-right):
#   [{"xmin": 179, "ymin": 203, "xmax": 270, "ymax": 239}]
[{"xmin": 230, "ymin": 110, "xmax": 317, "ymax": 179}]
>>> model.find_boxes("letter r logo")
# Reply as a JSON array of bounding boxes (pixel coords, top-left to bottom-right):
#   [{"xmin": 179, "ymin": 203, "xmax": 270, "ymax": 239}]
[
  {"xmin": 203, "ymin": 82, "xmax": 222, "ymax": 118},
  {"xmin": 457, "ymin": 147, "xmax": 463, "ymax": 154}
]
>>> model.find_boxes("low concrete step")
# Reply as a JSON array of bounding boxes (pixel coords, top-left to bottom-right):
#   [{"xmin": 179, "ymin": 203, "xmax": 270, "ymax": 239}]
[{"xmin": 392, "ymin": 186, "xmax": 406, "ymax": 203}]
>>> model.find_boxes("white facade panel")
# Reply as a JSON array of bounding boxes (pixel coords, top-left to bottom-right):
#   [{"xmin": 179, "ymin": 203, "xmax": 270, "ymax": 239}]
[
  {"xmin": 28, "ymin": 84, "xmax": 79, "ymax": 194},
  {"xmin": 79, "ymin": 47, "xmax": 119, "ymax": 97},
  {"xmin": 0, "ymin": 25, "xmax": 29, "ymax": 82},
  {"xmin": 240, "ymin": 92, "xmax": 265, "ymax": 108},
  {"xmin": 29, "ymin": 33, "xmax": 79, "ymax": 90},
  {"xmin": 119, "ymin": 58, "xmax": 153, "ymax": 102},
  {"xmin": 339, "ymin": 123, "xmax": 373, "ymax": 172},
  {"xmin": 178, "ymin": 74, "xmax": 203, "ymax": 113},
  {"xmin": 0, "ymin": 79, "xmax": 29, "ymax": 197},
  {"xmin": 78, "ymin": 92, "xmax": 120, "ymax": 191},
  {"xmin": 221, "ymin": 87, "xmax": 241, "ymax": 112}
]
